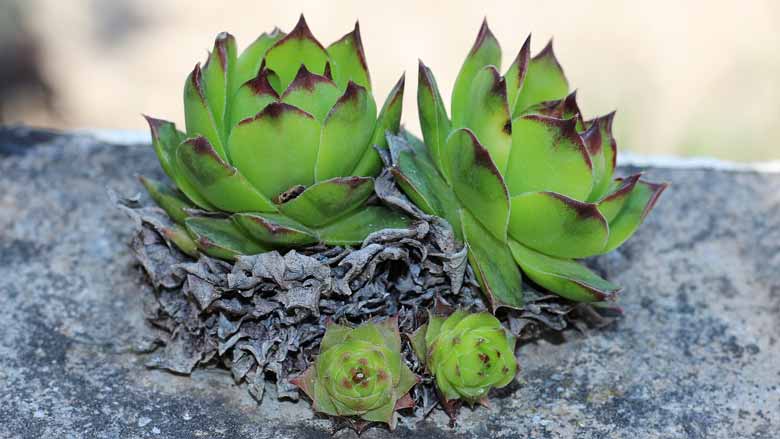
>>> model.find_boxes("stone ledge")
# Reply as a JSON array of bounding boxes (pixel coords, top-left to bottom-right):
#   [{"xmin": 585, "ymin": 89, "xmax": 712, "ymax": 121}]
[{"xmin": 0, "ymin": 127, "xmax": 778, "ymax": 438}]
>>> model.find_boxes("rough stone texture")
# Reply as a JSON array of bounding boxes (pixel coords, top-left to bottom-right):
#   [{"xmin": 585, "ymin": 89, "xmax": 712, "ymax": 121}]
[{"xmin": 1, "ymin": 126, "xmax": 778, "ymax": 438}]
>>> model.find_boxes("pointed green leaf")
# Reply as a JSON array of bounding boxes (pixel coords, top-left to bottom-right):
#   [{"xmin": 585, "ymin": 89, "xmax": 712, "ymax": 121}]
[
  {"xmin": 317, "ymin": 206, "xmax": 410, "ymax": 246},
  {"xmin": 143, "ymin": 116, "xmax": 214, "ymax": 209},
  {"xmin": 183, "ymin": 64, "xmax": 227, "ymax": 159},
  {"xmin": 397, "ymin": 363, "xmax": 419, "ymax": 396},
  {"xmin": 229, "ymin": 69, "xmax": 279, "ymax": 128},
  {"xmin": 278, "ymin": 176, "xmax": 374, "ymax": 228},
  {"xmin": 320, "ymin": 323, "xmax": 352, "ymax": 351},
  {"xmin": 525, "ymin": 91, "xmax": 585, "ymax": 131},
  {"xmin": 600, "ymin": 180, "xmax": 668, "ymax": 253},
  {"xmin": 388, "ymin": 132, "xmax": 462, "ymax": 237},
  {"xmin": 361, "ymin": 400, "xmax": 395, "ymax": 425},
  {"xmin": 232, "ymin": 212, "xmax": 318, "ymax": 247},
  {"xmin": 582, "ymin": 112, "xmax": 618, "ymax": 201},
  {"xmin": 505, "ymin": 115, "xmax": 593, "ymax": 200},
  {"xmin": 444, "ymin": 128, "xmax": 509, "ymax": 242},
  {"xmin": 280, "ymin": 65, "xmax": 341, "ymax": 121},
  {"xmin": 160, "ymin": 223, "xmax": 199, "ymax": 258},
  {"xmin": 185, "ymin": 216, "xmax": 267, "ymax": 260},
  {"xmin": 139, "ymin": 176, "xmax": 193, "ymax": 224},
  {"xmin": 326, "ymin": 22, "xmax": 371, "ymax": 90},
  {"xmin": 513, "ymin": 41, "xmax": 569, "ymax": 115},
  {"xmin": 417, "ymin": 61, "xmax": 452, "ymax": 180},
  {"xmin": 451, "ymin": 19, "xmax": 501, "ymax": 126},
  {"xmin": 508, "ymin": 191, "xmax": 608, "ymax": 259},
  {"xmin": 352, "ymin": 75, "xmax": 405, "ymax": 177},
  {"xmin": 312, "ymin": 380, "xmax": 340, "ymax": 416},
  {"xmin": 176, "ymin": 136, "xmax": 278, "ymax": 213},
  {"xmin": 597, "ymin": 174, "xmax": 641, "ymax": 222},
  {"xmin": 316, "ymin": 81, "xmax": 377, "ymax": 181},
  {"xmin": 264, "ymin": 15, "xmax": 329, "ymax": 91},
  {"xmin": 460, "ymin": 209, "xmax": 523, "ymax": 310},
  {"xmin": 236, "ymin": 28, "xmax": 285, "ymax": 88},
  {"xmin": 505, "ymin": 35, "xmax": 530, "ymax": 115},
  {"xmin": 508, "ymin": 239, "xmax": 618, "ymax": 302},
  {"xmin": 461, "ymin": 66, "xmax": 512, "ymax": 172},
  {"xmin": 227, "ymin": 102, "xmax": 320, "ymax": 199},
  {"xmin": 202, "ymin": 32, "xmax": 237, "ymax": 140},
  {"xmin": 408, "ymin": 324, "xmax": 428, "ymax": 364}
]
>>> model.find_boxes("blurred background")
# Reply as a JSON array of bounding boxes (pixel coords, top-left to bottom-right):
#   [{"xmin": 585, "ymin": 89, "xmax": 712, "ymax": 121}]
[{"xmin": 1, "ymin": 0, "xmax": 779, "ymax": 161}]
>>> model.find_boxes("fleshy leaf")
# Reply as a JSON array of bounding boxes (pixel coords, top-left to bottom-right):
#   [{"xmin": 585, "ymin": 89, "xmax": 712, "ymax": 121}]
[
  {"xmin": 505, "ymin": 115, "xmax": 593, "ymax": 200},
  {"xmin": 417, "ymin": 61, "xmax": 452, "ymax": 180},
  {"xmin": 388, "ymin": 132, "xmax": 462, "ymax": 236},
  {"xmin": 352, "ymin": 75, "xmax": 405, "ymax": 177},
  {"xmin": 444, "ymin": 128, "xmax": 509, "ymax": 242},
  {"xmin": 326, "ymin": 22, "xmax": 371, "ymax": 90},
  {"xmin": 185, "ymin": 216, "xmax": 267, "ymax": 260},
  {"xmin": 235, "ymin": 28, "xmax": 285, "ymax": 88},
  {"xmin": 316, "ymin": 81, "xmax": 377, "ymax": 181},
  {"xmin": 280, "ymin": 65, "xmax": 341, "ymax": 121},
  {"xmin": 508, "ymin": 239, "xmax": 618, "ymax": 302},
  {"xmin": 460, "ymin": 209, "xmax": 523, "ymax": 310},
  {"xmin": 176, "ymin": 136, "xmax": 278, "ymax": 213},
  {"xmin": 317, "ymin": 206, "xmax": 410, "ymax": 245},
  {"xmin": 525, "ymin": 91, "xmax": 584, "ymax": 131},
  {"xmin": 408, "ymin": 324, "xmax": 428, "ymax": 364},
  {"xmin": 461, "ymin": 66, "xmax": 512, "ymax": 172},
  {"xmin": 229, "ymin": 69, "xmax": 279, "ymax": 128},
  {"xmin": 183, "ymin": 64, "xmax": 226, "ymax": 159},
  {"xmin": 161, "ymin": 223, "xmax": 199, "ymax": 258},
  {"xmin": 232, "ymin": 212, "xmax": 318, "ymax": 246},
  {"xmin": 582, "ymin": 112, "xmax": 618, "ymax": 201},
  {"xmin": 139, "ymin": 176, "xmax": 193, "ymax": 224},
  {"xmin": 143, "ymin": 116, "xmax": 214, "ymax": 209},
  {"xmin": 508, "ymin": 191, "xmax": 608, "ymax": 259},
  {"xmin": 264, "ymin": 15, "xmax": 329, "ymax": 91},
  {"xmin": 600, "ymin": 180, "xmax": 668, "ymax": 253},
  {"xmin": 504, "ymin": 35, "xmax": 530, "ymax": 115},
  {"xmin": 202, "ymin": 32, "xmax": 237, "ymax": 140},
  {"xmin": 513, "ymin": 40, "xmax": 569, "ymax": 115},
  {"xmin": 319, "ymin": 323, "xmax": 352, "ymax": 352},
  {"xmin": 597, "ymin": 174, "xmax": 641, "ymax": 222},
  {"xmin": 278, "ymin": 176, "xmax": 374, "ymax": 228},
  {"xmin": 451, "ymin": 19, "xmax": 501, "ymax": 126},
  {"xmin": 227, "ymin": 102, "xmax": 320, "ymax": 199}
]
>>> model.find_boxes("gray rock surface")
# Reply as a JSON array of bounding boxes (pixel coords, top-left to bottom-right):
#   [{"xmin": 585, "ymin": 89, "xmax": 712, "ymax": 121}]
[{"xmin": 0, "ymin": 126, "xmax": 778, "ymax": 438}]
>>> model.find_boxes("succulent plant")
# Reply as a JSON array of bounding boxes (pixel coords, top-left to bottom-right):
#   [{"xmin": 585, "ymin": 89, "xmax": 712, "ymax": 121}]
[
  {"xmin": 388, "ymin": 20, "xmax": 667, "ymax": 307},
  {"xmin": 142, "ymin": 15, "xmax": 409, "ymax": 260},
  {"xmin": 410, "ymin": 310, "xmax": 517, "ymax": 406},
  {"xmin": 292, "ymin": 318, "xmax": 418, "ymax": 430}
]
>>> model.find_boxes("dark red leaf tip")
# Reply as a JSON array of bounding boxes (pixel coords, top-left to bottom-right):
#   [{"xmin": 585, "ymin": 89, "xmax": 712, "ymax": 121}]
[
  {"xmin": 189, "ymin": 63, "xmax": 207, "ymax": 100},
  {"xmin": 535, "ymin": 39, "xmax": 556, "ymax": 61},
  {"xmin": 337, "ymin": 80, "xmax": 365, "ymax": 104},
  {"xmin": 601, "ymin": 173, "xmax": 641, "ymax": 203},
  {"xmin": 322, "ymin": 61, "xmax": 333, "ymax": 80},
  {"xmin": 470, "ymin": 18, "xmax": 498, "ymax": 55},
  {"xmin": 209, "ymin": 32, "xmax": 235, "ymax": 70},
  {"xmin": 277, "ymin": 14, "xmax": 325, "ymax": 51},
  {"xmin": 640, "ymin": 180, "xmax": 669, "ymax": 220},
  {"xmin": 282, "ymin": 64, "xmax": 335, "ymax": 96},
  {"xmin": 239, "ymin": 101, "xmax": 315, "ymax": 125},
  {"xmin": 546, "ymin": 192, "xmax": 604, "ymax": 221},
  {"xmin": 245, "ymin": 68, "xmax": 280, "ymax": 98},
  {"xmin": 581, "ymin": 118, "xmax": 603, "ymax": 155},
  {"xmin": 143, "ymin": 115, "xmax": 171, "ymax": 136}
]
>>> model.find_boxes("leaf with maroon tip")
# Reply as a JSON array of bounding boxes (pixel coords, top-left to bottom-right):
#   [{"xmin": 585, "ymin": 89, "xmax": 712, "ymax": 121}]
[
  {"xmin": 505, "ymin": 35, "xmax": 530, "ymax": 115},
  {"xmin": 326, "ymin": 21, "xmax": 371, "ymax": 90},
  {"xmin": 236, "ymin": 28, "xmax": 285, "ymax": 87},
  {"xmin": 202, "ymin": 32, "xmax": 237, "ymax": 139},
  {"xmin": 227, "ymin": 102, "xmax": 320, "ymax": 199},
  {"xmin": 264, "ymin": 15, "xmax": 329, "ymax": 91},
  {"xmin": 451, "ymin": 19, "xmax": 501, "ymax": 126},
  {"xmin": 417, "ymin": 61, "xmax": 452, "ymax": 180},
  {"xmin": 505, "ymin": 115, "xmax": 593, "ymax": 200},
  {"xmin": 513, "ymin": 40, "xmax": 569, "ymax": 115},
  {"xmin": 316, "ymin": 81, "xmax": 377, "ymax": 181},
  {"xmin": 508, "ymin": 239, "xmax": 618, "ymax": 302},
  {"xmin": 161, "ymin": 223, "xmax": 199, "ymax": 258},
  {"xmin": 462, "ymin": 66, "xmax": 512, "ymax": 172},
  {"xmin": 525, "ymin": 91, "xmax": 584, "ymax": 131},
  {"xmin": 508, "ymin": 191, "xmax": 608, "ymax": 258},
  {"xmin": 143, "ymin": 116, "xmax": 214, "ymax": 209},
  {"xmin": 229, "ymin": 69, "xmax": 279, "ymax": 127},
  {"xmin": 600, "ymin": 180, "xmax": 668, "ymax": 253},
  {"xmin": 185, "ymin": 216, "xmax": 268, "ymax": 260},
  {"xmin": 176, "ymin": 136, "xmax": 278, "ymax": 213},
  {"xmin": 139, "ymin": 176, "xmax": 193, "ymax": 224},
  {"xmin": 597, "ymin": 174, "xmax": 641, "ymax": 222},
  {"xmin": 352, "ymin": 74, "xmax": 405, "ymax": 177},
  {"xmin": 317, "ymin": 206, "xmax": 410, "ymax": 245},
  {"xmin": 387, "ymin": 132, "xmax": 462, "ymax": 237},
  {"xmin": 280, "ymin": 65, "xmax": 341, "ymax": 121},
  {"xmin": 278, "ymin": 176, "xmax": 374, "ymax": 228},
  {"xmin": 443, "ymin": 128, "xmax": 509, "ymax": 242},
  {"xmin": 582, "ymin": 112, "xmax": 618, "ymax": 201},
  {"xmin": 183, "ymin": 64, "xmax": 227, "ymax": 159},
  {"xmin": 232, "ymin": 212, "xmax": 318, "ymax": 246},
  {"xmin": 460, "ymin": 209, "xmax": 523, "ymax": 310}
]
